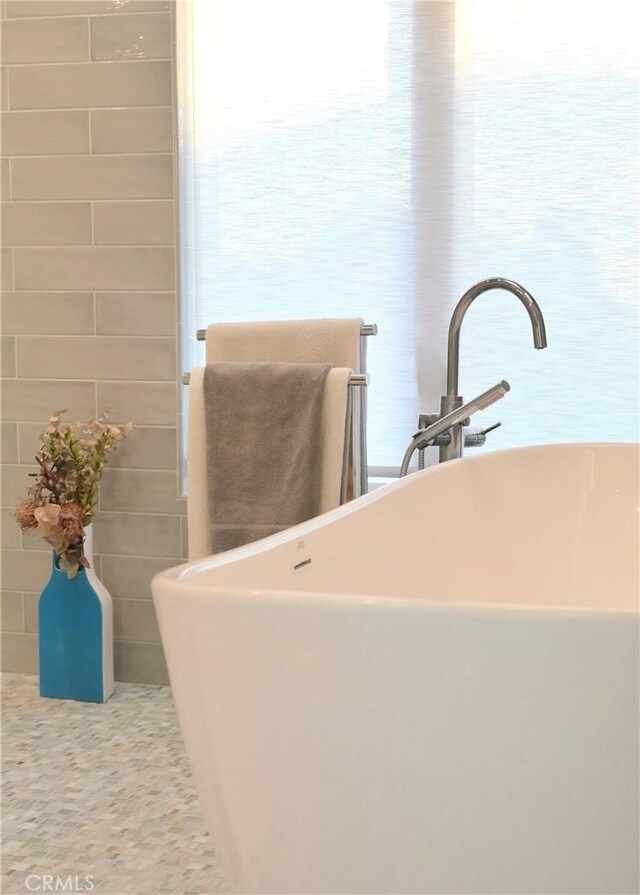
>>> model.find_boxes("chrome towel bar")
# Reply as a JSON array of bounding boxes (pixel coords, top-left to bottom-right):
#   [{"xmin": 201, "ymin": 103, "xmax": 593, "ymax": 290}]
[
  {"xmin": 195, "ymin": 323, "xmax": 378, "ymax": 341},
  {"xmin": 181, "ymin": 371, "xmax": 369, "ymax": 386}
]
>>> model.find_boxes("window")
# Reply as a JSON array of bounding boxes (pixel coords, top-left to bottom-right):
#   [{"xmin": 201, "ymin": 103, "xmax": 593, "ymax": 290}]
[{"xmin": 179, "ymin": 0, "xmax": 639, "ymax": 474}]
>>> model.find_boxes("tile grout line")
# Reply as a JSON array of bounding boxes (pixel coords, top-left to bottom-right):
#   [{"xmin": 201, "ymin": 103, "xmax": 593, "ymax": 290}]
[
  {"xmin": 5, "ymin": 11, "xmax": 171, "ymax": 23},
  {"xmin": 90, "ymin": 78, "xmax": 96, "ymax": 347},
  {"xmin": 10, "ymin": 151, "xmax": 173, "ymax": 157},
  {"xmin": 5, "ymin": 56, "xmax": 172, "ymax": 70},
  {"xmin": 10, "ymin": 333, "xmax": 17, "ymax": 378},
  {"xmin": 9, "ymin": 333, "xmax": 176, "ymax": 339},
  {"xmin": 2, "ymin": 287, "xmax": 173, "ymax": 292},
  {"xmin": 4, "ymin": 104, "xmax": 173, "ymax": 114},
  {"xmin": 14, "ymin": 416, "xmax": 21, "ymax": 490},
  {"xmin": 86, "ymin": 11, "xmax": 91, "ymax": 63},
  {"xmin": 5, "ymin": 197, "xmax": 175, "ymax": 202},
  {"xmin": 3, "ymin": 373, "xmax": 176, "ymax": 383}
]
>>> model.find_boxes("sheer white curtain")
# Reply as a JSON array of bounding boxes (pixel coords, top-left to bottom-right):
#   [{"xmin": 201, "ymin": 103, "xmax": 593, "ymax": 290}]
[{"xmin": 179, "ymin": 0, "xmax": 639, "ymax": 472}]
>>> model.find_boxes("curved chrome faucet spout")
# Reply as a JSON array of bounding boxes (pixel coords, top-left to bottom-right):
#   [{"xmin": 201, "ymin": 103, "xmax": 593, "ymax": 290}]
[
  {"xmin": 398, "ymin": 276, "xmax": 547, "ymax": 471},
  {"xmin": 446, "ymin": 277, "xmax": 547, "ymax": 397}
]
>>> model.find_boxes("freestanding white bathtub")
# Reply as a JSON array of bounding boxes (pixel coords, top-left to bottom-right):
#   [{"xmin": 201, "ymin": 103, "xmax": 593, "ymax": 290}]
[{"xmin": 152, "ymin": 443, "xmax": 639, "ymax": 895}]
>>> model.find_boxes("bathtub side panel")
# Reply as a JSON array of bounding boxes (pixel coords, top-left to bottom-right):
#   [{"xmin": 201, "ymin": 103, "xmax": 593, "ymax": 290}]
[
  {"xmin": 164, "ymin": 591, "xmax": 639, "ymax": 894},
  {"xmin": 152, "ymin": 581, "xmax": 241, "ymax": 890}
]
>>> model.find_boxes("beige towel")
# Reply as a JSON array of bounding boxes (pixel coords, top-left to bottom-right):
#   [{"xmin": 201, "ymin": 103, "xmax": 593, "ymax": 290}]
[
  {"xmin": 205, "ymin": 318, "xmax": 363, "ymax": 371},
  {"xmin": 203, "ymin": 362, "xmax": 331, "ymax": 553},
  {"xmin": 187, "ymin": 366, "xmax": 210, "ymax": 561},
  {"xmin": 187, "ymin": 365, "xmax": 351, "ymax": 560}
]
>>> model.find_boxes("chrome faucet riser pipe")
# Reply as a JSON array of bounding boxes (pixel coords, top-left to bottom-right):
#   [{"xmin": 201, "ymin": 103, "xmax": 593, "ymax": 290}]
[{"xmin": 446, "ymin": 277, "xmax": 547, "ymax": 397}]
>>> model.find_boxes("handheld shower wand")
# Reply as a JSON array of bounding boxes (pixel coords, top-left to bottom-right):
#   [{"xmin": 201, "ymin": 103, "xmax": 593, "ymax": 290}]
[{"xmin": 399, "ymin": 381, "xmax": 510, "ymax": 476}]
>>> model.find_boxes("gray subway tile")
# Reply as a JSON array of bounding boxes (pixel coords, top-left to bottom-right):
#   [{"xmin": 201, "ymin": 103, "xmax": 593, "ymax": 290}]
[
  {"xmin": 1, "ymin": 66, "xmax": 8, "ymax": 111},
  {"xmin": 1, "ymin": 509, "xmax": 21, "ymax": 551},
  {"xmin": 9, "ymin": 60, "xmax": 171, "ymax": 110},
  {"xmin": 91, "ymin": 12, "xmax": 171, "ymax": 62},
  {"xmin": 14, "ymin": 246, "xmax": 174, "ymax": 291},
  {"xmin": 2, "ymin": 336, "xmax": 16, "ymax": 377},
  {"xmin": 7, "ymin": 1, "xmax": 170, "ymax": 15},
  {"xmin": 96, "ymin": 381, "xmax": 177, "ymax": 426},
  {"xmin": 100, "ymin": 554, "xmax": 183, "ymax": 599},
  {"xmin": 93, "ymin": 512, "xmax": 181, "ymax": 557},
  {"xmin": 1, "ymin": 590, "xmax": 23, "ymax": 632},
  {"xmin": 0, "ymin": 632, "xmax": 38, "ymax": 674},
  {"xmin": 2, "ymin": 379, "xmax": 96, "ymax": 422},
  {"xmin": 0, "ymin": 466, "xmax": 36, "ymax": 508},
  {"xmin": 2, "ymin": 158, "xmax": 9, "ymax": 197},
  {"xmin": 96, "ymin": 292, "xmax": 175, "ymax": 336},
  {"xmin": 1, "ymin": 110, "xmax": 90, "ymax": 156},
  {"xmin": 90, "ymin": 107, "xmax": 172, "ymax": 154},
  {"xmin": 93, "ymin": 201, "xmax": 174, "ymax": 246},
  {"xmin": 2, "ymin": 203, "xmax": 92, "ymax": 246},
  {"xmin": 21, "ymin": 532, "xmax": 49, "ymax": 554},
  {"xmin": 1, "ymin": 549, "xmax": 51, "ymax": 592},
  {"xmin": 114, "ymin": 639, "xmax": 168, "ymax": 685},
  {"xmin": 1, "ymin": 292, "xmax": 94, "ymax": 334},
  {"xmin": 107, "ymin": 425, "xmax": 177, "ymax": 470},
  {"xmin": 113, "ymin": 597, "xmax": 161, "ymax": 644},
  {"xmin": 100, "ymin": 468, "xmax": 185, "ymax": 514},
  {"xmin": 1, "ymin": 423, "xmax": 18, "ymax": 465},
  {"xmin": 180, "ymin": 514, "xmax": 188, "ymax": 559},
  {"xmin": 11, "ymin": 155, "xmax": 173, "ymax": 200},
  {"xmin": 1, "ymin": 15, "xmax": 89, "ymax": 65},
  {"xmin": 17, "ymin": 423, "xmax": 46, "ymax": 466},
  {"xmin": 23, "ymin": 592, "xmax": 38, "ymax": 634},
  {"xmin": 17, "ymin": 335, "xmax": 176, "ymax": 381},
  {"xmin": 2, "ymin": 248, "xmax": 14, "ymax": 290}
]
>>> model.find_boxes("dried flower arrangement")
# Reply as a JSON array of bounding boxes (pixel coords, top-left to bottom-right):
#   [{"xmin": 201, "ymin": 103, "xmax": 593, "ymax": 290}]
[{"xmin": 15, "ymin": 411, "xmax": 133, "ymax": 579}]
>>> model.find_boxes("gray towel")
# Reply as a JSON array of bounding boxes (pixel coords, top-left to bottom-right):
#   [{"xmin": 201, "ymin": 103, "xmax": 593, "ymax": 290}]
[{"xmin": 203, "ymin": 361, "xmax": 332, "ymax": 553}]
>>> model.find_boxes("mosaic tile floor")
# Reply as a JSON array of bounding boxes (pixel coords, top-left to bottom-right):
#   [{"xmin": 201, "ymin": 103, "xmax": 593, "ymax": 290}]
[{"xmin": 1, "ymin": 673, "xmax": 229, "ymax": 895}]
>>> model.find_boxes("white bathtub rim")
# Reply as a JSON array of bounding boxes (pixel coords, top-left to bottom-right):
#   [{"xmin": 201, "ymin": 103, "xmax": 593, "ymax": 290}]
[
  {"xmin": 153, "ymin": 576, "xmax": 640, "ymax": 620},
  {"xmin": 163, "ymin": 439, "xmax": 639, "ymax": 583}
]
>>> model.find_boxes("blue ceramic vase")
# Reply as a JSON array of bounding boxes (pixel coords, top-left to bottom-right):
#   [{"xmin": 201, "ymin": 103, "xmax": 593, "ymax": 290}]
[{"xmin": 38, "ymin": 525, "xmax": 115, "ymax": 703}]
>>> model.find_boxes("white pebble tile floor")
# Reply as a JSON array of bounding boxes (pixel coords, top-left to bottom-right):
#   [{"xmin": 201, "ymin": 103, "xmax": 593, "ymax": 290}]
[{"xmin": 1, "ymin": 673, "xmax": 229, "ymax": 895}]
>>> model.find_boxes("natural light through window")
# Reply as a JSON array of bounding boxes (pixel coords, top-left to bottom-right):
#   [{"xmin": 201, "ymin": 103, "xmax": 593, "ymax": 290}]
[{"xmin": 183, "ymin": 0, "xmax": 639, "ymax": 471}]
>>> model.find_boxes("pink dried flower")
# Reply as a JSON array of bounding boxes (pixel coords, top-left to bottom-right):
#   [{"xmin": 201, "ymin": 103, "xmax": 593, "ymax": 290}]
[
  {"xmin": 58, "ymin": 502, "xmax": 85, "ymax": 548},
  {"xmin": 34, "ymin": 504, "xmax": 67, "ymax": 555},
  {"xmin": 15, "ymin": 500, "xmax": 39, "ymax": 531}
]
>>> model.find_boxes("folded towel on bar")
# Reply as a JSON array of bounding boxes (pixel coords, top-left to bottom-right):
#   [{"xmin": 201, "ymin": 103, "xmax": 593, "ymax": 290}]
[
  {"xmin": 186, "ymin": 365, "xmax": 352, "ymax": 560},
  {"xmin": 203, "ymin": 361, "xmax": 333, "ymax": 554},
  {"xmin": 205, "ymin": 318, "xmax": 363, "ymax": 371}
]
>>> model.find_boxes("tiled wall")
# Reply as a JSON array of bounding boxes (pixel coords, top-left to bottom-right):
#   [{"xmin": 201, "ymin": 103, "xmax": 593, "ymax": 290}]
[{"xmin": 1, "ymin": 0, "xmax": 185, "ymax": 684}]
